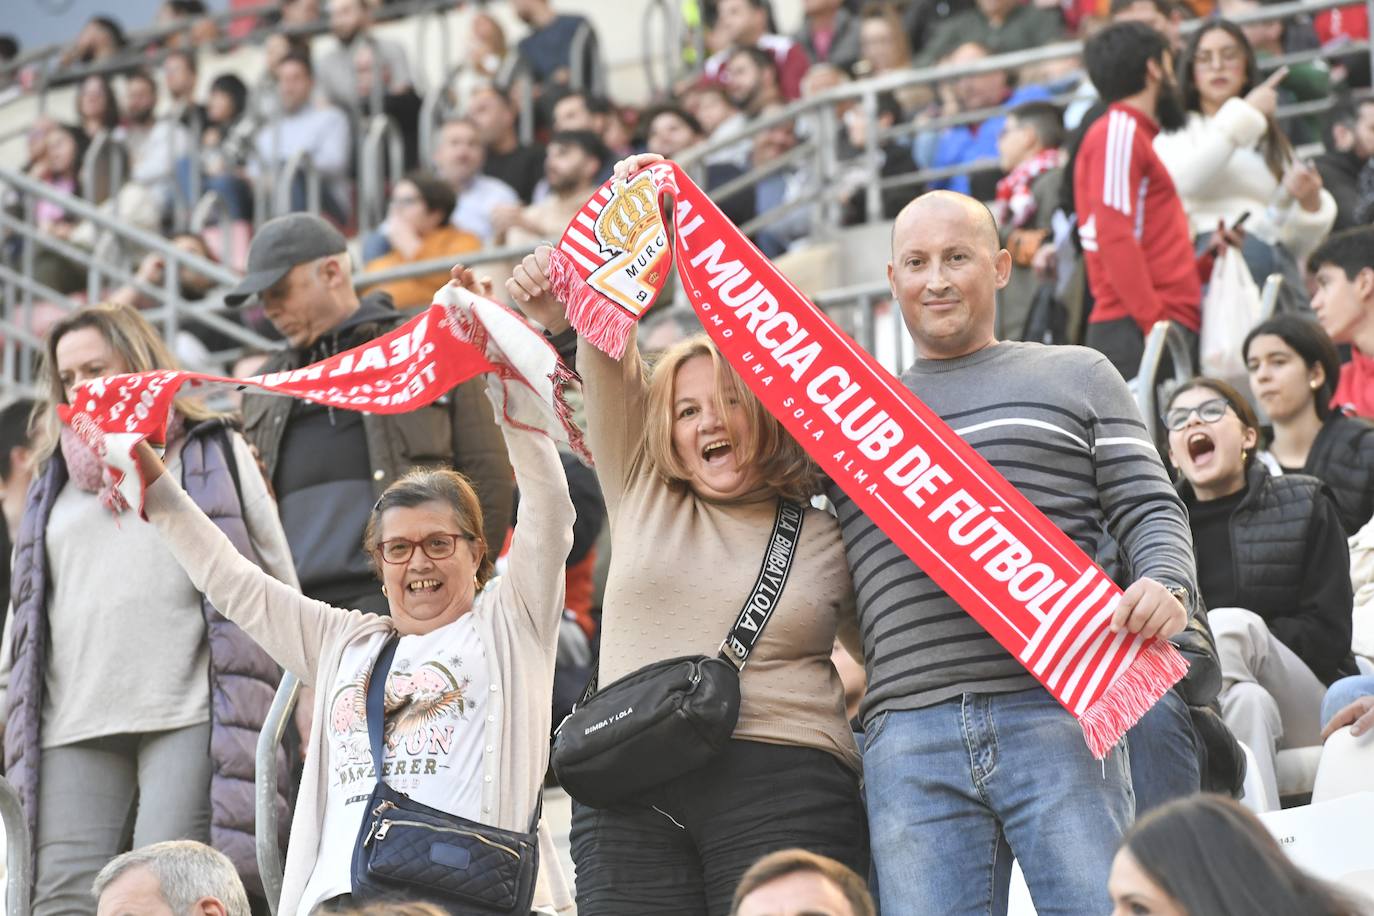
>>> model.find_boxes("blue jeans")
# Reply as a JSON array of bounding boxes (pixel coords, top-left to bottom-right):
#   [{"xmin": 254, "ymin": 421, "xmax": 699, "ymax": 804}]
[
  {"xmin": 863, "ymin": 688, "xmax": 1133, "ymax": 916},
  {"xmin": 1321, "ymin": 675, "xmax": 1374, "ymax": 727},
  {"xmin": 1127, "ymin": 688, "xmax": 1200, "ymax": 815}
]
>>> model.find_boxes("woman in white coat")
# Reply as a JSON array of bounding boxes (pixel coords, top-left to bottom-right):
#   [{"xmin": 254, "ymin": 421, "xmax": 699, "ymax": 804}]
[{"xmin": 1154, "ymin": 20, "xmax": 1337, "ymax": 287}]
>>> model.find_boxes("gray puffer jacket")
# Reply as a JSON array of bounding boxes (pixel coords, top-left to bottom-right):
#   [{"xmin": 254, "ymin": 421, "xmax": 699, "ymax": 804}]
[{"xmin": 2, "ymin": 419, "xmax": 295, "ymax": 897}]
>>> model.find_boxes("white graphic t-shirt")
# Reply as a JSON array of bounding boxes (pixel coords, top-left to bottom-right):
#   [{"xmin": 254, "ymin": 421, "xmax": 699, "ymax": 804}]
[{"xmin": 299, "ymin": 618, "xmax": 489, "ymax": 914}]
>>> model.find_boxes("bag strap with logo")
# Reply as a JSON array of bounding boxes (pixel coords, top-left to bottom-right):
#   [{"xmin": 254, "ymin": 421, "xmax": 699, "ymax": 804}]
[
  {"xmin": 717, "ymin": 499, "xmax": 805, "ymax": 669},
  {"xmin": 580, "ymin": 498, "xmax": 805, "ymax": 700}
]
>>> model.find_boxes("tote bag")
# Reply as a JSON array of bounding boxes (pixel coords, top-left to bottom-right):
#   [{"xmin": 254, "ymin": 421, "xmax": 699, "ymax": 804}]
[{"xmin": 1199, "ymin": 246, "xmax": 1263, "ymax": 391}]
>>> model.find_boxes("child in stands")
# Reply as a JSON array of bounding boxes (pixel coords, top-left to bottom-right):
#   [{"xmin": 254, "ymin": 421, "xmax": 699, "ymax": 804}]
[{"xmin": 1165, "ymin": 378, "xmax": 1354, "ymax": 811}]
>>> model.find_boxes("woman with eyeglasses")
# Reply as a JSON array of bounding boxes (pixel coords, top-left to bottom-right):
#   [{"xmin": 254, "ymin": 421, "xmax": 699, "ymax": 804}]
[
  {"xmin": 1243, "ymin": 314, "xmax": 1374, "ymax": 536},
  {"xmin": 1153, "ymin": 20, "xmax": 1336, "ymax": 287},
  {"xmin": 123, "ymin": 269, "xmax": 575, "ymax": 915},
  {"xmin": 363, "ymin": 171, "xmax": 480, "ymax": 309},
  {"xmin": 1164, "ymin": 379, "xmax": 1353, "ymax": 811}
]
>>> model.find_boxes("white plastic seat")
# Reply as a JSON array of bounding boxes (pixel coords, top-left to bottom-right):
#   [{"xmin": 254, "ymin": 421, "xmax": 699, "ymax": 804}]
[{"xmin": 1238, "ymin": 740, "xmax": 1271, "ymax": 813}]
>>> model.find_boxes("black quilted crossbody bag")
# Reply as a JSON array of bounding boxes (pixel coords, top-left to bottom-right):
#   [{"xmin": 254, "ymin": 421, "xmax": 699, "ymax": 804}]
[
  {"xmin": 351, "ymin": 637, "xmax": 541, "ymax": 914},
  {"xmin": 551, "ymin": 499, "xmax": 804, "ymax": 809}
]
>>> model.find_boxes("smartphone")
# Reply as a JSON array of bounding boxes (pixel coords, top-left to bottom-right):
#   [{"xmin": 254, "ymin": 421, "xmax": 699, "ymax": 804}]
[{"xmin": 1231, "ymin": 211, "xmax": 1251, "ymax": 231}]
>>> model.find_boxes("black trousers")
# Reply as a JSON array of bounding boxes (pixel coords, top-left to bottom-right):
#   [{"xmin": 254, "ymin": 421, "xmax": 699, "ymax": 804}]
[
  {"xmin": 1084, "ymin": 316, "xmax": 1199, "ymax": 383},
  {"xmin": 569, "ymin": 738, "xmax": 869, "ymax": 916}
]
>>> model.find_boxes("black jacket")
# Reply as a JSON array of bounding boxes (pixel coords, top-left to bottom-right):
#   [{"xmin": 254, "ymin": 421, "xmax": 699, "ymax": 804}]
[
  {"xmin": 1314, "ymin": 149, "xmax": 1368, "ymax": 232},
  {"xmin": 242, "ymin": 293, "xmax": 514, "ymax": 573},
  {"xmin": 1302, "ymin": 412, "xmax": 1374, "ymax": 536},
  {"xmin": 1181, "ymin": 463, "xmax": 1354, "ymax": 684}
]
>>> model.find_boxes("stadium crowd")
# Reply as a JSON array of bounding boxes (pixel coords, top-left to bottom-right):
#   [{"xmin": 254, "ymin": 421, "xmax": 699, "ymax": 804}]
[{"xmin": 0, "ymin": 0, "xmax": 1373, "ymax": 914}]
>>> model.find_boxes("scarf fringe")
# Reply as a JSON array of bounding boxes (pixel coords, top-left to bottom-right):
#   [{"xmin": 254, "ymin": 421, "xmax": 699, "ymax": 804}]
[
  {"xmin": 1078, "ymin": 640, "xmax": 1190, "ymax": 759},
  {"xmin": 550, "ymin": 360, "xmax": 593, "ymax": 467},
  {"xmin": 546, "ymin": 247, "xmax": 635, "ymax": 360}
]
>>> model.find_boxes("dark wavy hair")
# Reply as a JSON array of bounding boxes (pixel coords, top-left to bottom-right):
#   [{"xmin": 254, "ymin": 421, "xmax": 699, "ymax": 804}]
[
  {"xmin": 1242, "ymin": 314, "xmax": 1342, "ymax": 419},
  {"xmin": 1120, "ymin": 795, "xmax": 1367, "ymax": 916},
  {"xmin": 1179, "ymin": 20, "xmax": 1294, "ymax": 179}
]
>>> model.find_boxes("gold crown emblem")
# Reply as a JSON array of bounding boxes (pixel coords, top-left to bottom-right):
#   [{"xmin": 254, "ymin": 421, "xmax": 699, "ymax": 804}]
[{"xmin": 596, "ymin": 175, "xmax": 660, "ymax": 252}]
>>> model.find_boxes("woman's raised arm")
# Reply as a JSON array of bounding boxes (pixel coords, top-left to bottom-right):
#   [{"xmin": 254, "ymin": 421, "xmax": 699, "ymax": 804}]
[{"xmin": 135, "ymin": 440, "xmax": 359, "ymax": 685}]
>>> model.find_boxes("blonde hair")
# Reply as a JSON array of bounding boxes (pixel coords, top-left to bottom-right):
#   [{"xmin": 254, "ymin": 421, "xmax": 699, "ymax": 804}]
[
  {"xmin": 643, "ymin": 334, "xmax": 817, "ymax": 503},
  {"xmin": 33, "ymin": 302, "xmax": 218, "ymax": 464}
]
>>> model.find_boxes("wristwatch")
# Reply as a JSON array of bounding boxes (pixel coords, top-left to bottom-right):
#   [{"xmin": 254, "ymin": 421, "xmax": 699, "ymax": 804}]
[{"xmin": 1166, "ymin": 585, "xmax": 1190, "ymax": 609}]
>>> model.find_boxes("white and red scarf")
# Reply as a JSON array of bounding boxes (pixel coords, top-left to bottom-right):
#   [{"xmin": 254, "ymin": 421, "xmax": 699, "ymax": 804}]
[
  {"xmin": 545, "ymin": 159, "xmax": 1187, "ymax": 759},
  {"xmin": 59, "ymin": 286, "xmax": 585, "ymax": 517},
  {"xmin": 991, "ymin": 147, "xmax": 1065, "ymax": 231}
]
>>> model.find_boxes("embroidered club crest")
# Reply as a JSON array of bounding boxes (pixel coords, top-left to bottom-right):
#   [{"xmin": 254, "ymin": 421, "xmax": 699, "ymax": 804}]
[{"xmin": 585, "ymin": 174, "xmax": 670, "ymax": 316}]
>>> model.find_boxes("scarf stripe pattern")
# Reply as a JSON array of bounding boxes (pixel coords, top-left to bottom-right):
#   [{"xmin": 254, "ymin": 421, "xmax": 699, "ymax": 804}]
[
  {"xmin": 59, "ymin": 286, "xmax": 585, "ymax": 517},
  {"xmin": 546, "ymin": 159, "xmax": 1187, "ymax": 759}
]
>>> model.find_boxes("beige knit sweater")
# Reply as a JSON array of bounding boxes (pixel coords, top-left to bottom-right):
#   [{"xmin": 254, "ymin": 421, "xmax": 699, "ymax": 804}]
[
  {"xmin": 143, "ymin": 418, "xmax": 575, "ymax": 915},
  {"xmin": 581, "ymin": 333, "xmax": 863, "ymax": 772}
]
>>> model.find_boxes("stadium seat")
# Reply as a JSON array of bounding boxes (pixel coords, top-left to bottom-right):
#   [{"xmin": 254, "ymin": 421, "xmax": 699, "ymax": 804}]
[{"xmin": 1238, "ymin": 741, "xmax": 1270, "ymax": 813}]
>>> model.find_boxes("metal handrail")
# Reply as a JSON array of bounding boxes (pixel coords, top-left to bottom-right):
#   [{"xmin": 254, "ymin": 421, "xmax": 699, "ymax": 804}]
[
  {"xmin": 86, "ymin": 231, "xmax": 125, "ymax": 304},
  {"xmin": 811, "ymin": 281, "xmax": 896, "ymax": 368},
  {"xmin": 190, "ymin": 188, "xmax": 232, "ymax": 235},
  {"xmin": 0, "ymin": 774, "xmax": 32, "ymax": 916},
  {"xmin": 0, "ymin": 0, "xmax": 459, "ymax": 107},
  {"xmin": 0, "ymin": 167, "xmax": 278, "ymax": 392},
  {"xmin": 273, "ymin": 151, "xmax": 321, "ymax": 219},
  {"xmin": 353, "ymin": 241, "xmax": 542, "ymax": 288},
  {"xmin": 496, "ymin": 55, "xmax": 537, "ymax": 147},
  {"xmin": 641, "ymin": 0, "xmax": 676, "ymax": 98},
  {"xmin": 357, "ymin": 114, "xmax": 406, "ymax": 237},
  {"xmin": 1134, "ymin": 320, "xmax": 1197, "ymax": 438},
  {"xmin": 255, "ymin": 673, "xmax": 300, "ymax": 916},
  {"xmin": 673, "ymin": 0, "xmax": 1374, "ymax": 194},
  {"xmin": 327, "ymin": 34, "xmax": 389, "ymax": 130},
  {"xmin": 0, "ymin": 169, "xmax": 242, "ymax": 284},
  {"xmin": 411, "ymin": 5, "xmax": 452, "ymax": 94},
  {"xmin": 567, "ymin": 20, "xmax": 606, "ymax": 97},
  {"xmin": 417, "ymin": 62, "xmax": 469, "ymax": 164},
  {"xmin": 79, "ymin": 130, "xmax": 126, "ymax": 208}
]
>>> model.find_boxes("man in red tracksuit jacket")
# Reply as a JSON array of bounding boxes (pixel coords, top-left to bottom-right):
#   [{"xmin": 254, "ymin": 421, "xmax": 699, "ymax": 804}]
[{"xmin": 1077, "ymin": 21, "xmax": 1214, "ymax": 379}]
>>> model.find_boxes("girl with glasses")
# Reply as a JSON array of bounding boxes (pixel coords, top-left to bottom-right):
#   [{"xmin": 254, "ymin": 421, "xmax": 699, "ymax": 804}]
[
  {"xmin": 1164, "ymin": 378, "xmax": 1354, "ymax": 811},
  {"xmin": 1154, "ymin": 20, "xmax": 1337, "ymax": 292},
  {"xmin": 362, "ymin": 172, "xmax": 481, "ymax": 309}
]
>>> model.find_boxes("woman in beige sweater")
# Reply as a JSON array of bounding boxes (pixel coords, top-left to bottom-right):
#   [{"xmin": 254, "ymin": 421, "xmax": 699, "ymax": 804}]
[
  {"xmin": 127, "ymin": 368, "xmax": 575, "ymax": 915},
  {"xmin": 510, "ymin": 243, "xmax": 868, "ymax": 915}
]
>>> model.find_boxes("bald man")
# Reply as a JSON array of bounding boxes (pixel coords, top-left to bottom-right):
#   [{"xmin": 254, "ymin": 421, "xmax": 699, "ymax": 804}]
[{"xmin": 827, "ymin": 191, "xmax": 1214, "ymax": 915}]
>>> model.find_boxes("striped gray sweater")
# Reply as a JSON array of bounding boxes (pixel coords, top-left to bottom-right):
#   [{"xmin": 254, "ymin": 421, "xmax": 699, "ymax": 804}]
[{"xmin": 827, "ymin": 341, "xmax": 1197, "ymax": 725}]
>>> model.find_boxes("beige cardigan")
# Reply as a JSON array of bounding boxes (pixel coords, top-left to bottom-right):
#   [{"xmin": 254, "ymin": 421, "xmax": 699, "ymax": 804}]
[{"xmin": 144, "ymin": 418, "xmax": 575, "ymax": 915}]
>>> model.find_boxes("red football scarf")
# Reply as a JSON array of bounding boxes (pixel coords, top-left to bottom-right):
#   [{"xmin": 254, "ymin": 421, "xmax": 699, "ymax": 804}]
[
  {"xmin": 59, "ymin": 286, "xmax": 585, "ymax": 517},
  {"xmin": 992, "ymin": 147, "xmax": 1066, "ymax": 231},
  {"xmin": 546, "ymin": 159, "xmax": 1187, "ymax": 759}
]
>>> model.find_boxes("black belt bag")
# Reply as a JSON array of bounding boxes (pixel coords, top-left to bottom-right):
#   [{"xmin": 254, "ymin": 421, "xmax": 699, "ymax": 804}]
[
  {"xmin": 351, "ymin": 637, "xmax": 541, "ymax": 914},
  {"xmin": 551, "ymin": 499, "xmax": 805, "ymax": 809}
]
